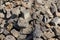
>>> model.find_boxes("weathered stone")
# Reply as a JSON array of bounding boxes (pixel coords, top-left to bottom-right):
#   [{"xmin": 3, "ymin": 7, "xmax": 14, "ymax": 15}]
[
  {"xmin": 7, "ymin": 23, "xmax": 13, "ymax": 31},
  {"xmin": 3, "ymin": 29, "xmax": 9, "ymax": 35},
  {"xmin": 21, "ymin": 0, "xmax": 33, "ymax": 8},
  {"xmin": 11, "ymin": 29, "xmax": 20, "ymax": 38},
  {"xmin": 0, "ymin": 34, "xmax": 5, "ymax": 40},
  {"xmin": 33, "ymin": 38, "xmax": 43, "ymax": 40},
  {"xmin": 17, "ymin": 34, "xmax": 26, "ymax": 40},
  {"xmin": 11, "ymin": 7, "xmax": 20, "ymax": 16},
  {"xmin": 44, "ymin": 29, "xmax": 55, "ymax": 38},
  {"xmin": 0, "ymin": 13, "xmax": 4, "ymax": 18},
  {"xmin": 4, "ymin": 35, "xmax": 16, "ymax": 40},
  {"xmin": 33, "ymin": 24, "xmax": 43, "ymax": 38},
  {"xmin": 0, "ymin": 27, "xmax": 4, "ymax": 34},
  {"xmin": 20, "ymin": 25, "xmax": 33, "ymax": 34},
  {"xmin": 6, "ymin": 12, "xmax": 11, "ymax": 18},
  {"xmin": 48, "ymin": 38, "xmax": 58, "ymax": 40},
  {"xmin": 18, "ymin": 17, "xmax": 28, "ymax": 27}
]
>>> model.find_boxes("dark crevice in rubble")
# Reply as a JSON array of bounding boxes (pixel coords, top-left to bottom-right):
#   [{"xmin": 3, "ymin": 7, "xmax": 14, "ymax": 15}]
[
  {"xmin": 18, "ymin": 11, "xmax": 24, "ymax": 18},
  {"xmin": 40, "ymin": 12, "xmax": 44, "ymax": 15},
  {"xmin": 10, "ymin": 14, "xmax": 17, "ymax": 19},
  {"xmin": 49, "ymin": 22, "xmax": 55, "ymax": 26}
]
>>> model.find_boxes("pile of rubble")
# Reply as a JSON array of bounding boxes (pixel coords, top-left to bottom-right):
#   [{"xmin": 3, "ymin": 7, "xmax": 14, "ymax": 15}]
[{"xmin": 0, "ymin": 0, "xmax": 60, "ymax": 40}]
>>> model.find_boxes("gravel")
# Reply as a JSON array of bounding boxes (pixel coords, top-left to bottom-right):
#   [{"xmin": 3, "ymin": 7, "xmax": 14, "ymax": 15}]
[{"xmin": 0, "ymin": 0, "xmax": 60, "ymax": 40}]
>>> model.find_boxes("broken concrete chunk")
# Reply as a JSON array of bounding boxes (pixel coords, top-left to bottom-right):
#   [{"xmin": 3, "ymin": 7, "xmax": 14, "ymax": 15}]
[
  {"xmin": 5, "ymin": 35, "xmax": 16, "ymax": 40},
  {"xmin": 3, "ymin": 29, "xmax": 9, "ymax": 35},
  {"xmin": 18, "ymin": 17, "xmax": 28, "ymax": 27},
  {"xmin": 20, "ymin": 25, "xmax": 33, "ymax": 34},
  {"xmin": 11, "ymin": 29, "xmax": 20, "ymax": 38},
  {"xmin": 17, "ymin": 34, "xmax": 26, "ymax": 40},
  {"xmin": 0, "ymin": 13, "xmax": 4, "ymax": 18},
  {"xmin": 6, "ymin": 11, "xmax": 11, "ymax": 18},
  {"xmin": 44, "ymin": 30, "xmax": 55, "ymax": 38},
  {"xmin": 11, "ymin": 7, "xmax": 20, "ymax": 16},
  {"xmin": 33, "ymin": 38, "xmax": 43, "ymax": 40},
  {"xmin": 7, "ymin": 23, "xmax": 13, "ymax": 31},
  {"xmin": 0, "ymin": 34, "xmax": 5, "ymax": 40}
]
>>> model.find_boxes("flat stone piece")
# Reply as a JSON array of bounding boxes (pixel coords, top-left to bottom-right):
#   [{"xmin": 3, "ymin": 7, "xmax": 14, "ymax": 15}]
[
  {"xmin": 4, "ymin": 35, "xmax": 16, "ymax": 40},
  {"xmin": 11, "ymin": 29, "xmax": 20, "ymax": 38}
]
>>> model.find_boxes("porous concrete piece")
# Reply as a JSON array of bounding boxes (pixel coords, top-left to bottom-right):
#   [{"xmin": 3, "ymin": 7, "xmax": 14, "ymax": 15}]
[
  {"xmin": 7, "ymin": 23, "xmax": 13, "ymax": 31},
  {"xmin": 0, "ymin": 13, "xmax": 4, "ymax": 18},
  {"xmin": 11, "ymin": 7, "xmax": 20, "ymax": 16},
  {"xmin": 20, "ymin": 25, "xmax": 33, "ymax": 34},
  {"xmin": 33, "ymin": 38, "xmax": 43, "ymax": 40},
  {"xmin": 17, "ymin": 34, "xmax": 26, "ymax": 40},
  {"xmin": 0, "ymin": 34, "xmax": 5, "ymax": 40},
  {"xmin": 4, "ymin": 35, "xmax": 16, "ymax": 40},
  {"xmin": 18, "ymin": 17, "xmax": 28, "ymax": 27},
  {"xmin": 11, "ymin": 29, "xmax": 20, "ymax": 38},
  {"xmin": 44, "ymin": 30, "xmax": 55, "ymax": 38},
  {"xmin": 3, "ymin": 29, "xmax": 9, "ymax": 35}
]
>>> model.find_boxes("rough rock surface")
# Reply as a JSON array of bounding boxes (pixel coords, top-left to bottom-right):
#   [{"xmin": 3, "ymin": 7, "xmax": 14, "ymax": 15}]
[{"xmin": 0, "ymin": 0, "xmax": 60, "ymax": 40}]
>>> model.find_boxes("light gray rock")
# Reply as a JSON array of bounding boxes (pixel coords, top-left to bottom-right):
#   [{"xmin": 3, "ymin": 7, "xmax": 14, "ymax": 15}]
[
  {"xmin": 17, "ymin": 34, "xmax": 27, "ymax": 40},
  {"xmin": 20, "ymin": 25, "xmax": 33, "ymax": 34},
  {"xmin": 4, "ymin": 35, "xmax": 16, "ymax": 40},
  {"xmin": 18, "ymin": 17, "xmax": 28, "ymax": 27},
  {"xmin": 3, "ymin": 29, "xmax": 9, "ymax": 35},
  {"xmin": 11, "ymin": 7, "xmax": 20, "ymax": 16},
  {"xmin": 11, "ymin": 29, "xmax": 20, "ymax": 38}
]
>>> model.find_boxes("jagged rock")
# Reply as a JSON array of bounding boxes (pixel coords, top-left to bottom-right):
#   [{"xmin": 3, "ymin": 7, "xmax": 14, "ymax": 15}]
[
  {"xmin": 3, "ymin": 29, "xmax": 9, "ymax": 35},
  {"xmin": 18, "ymin": 17, "xmax": 28, "ymax": 27},
  {"xmin": 11, "ymin": 29, "xmax": 20, "ymax": 38},
  {"xmin": 7, "ymin": 23, "xmax": 13, "ymax": 31},
  {"xmin": 6, "ymin": 12, "xmax": 11, "ymax": 18},
  {"xmin": 33, "ymin": 24, "xmax": 43, "ymax": 38},
  {"xmin": 20, "ymin": 25, "xmax": 33, "ymax": 34},
  {"xmin": 44, "ymin": 29, "xmax": 55, "ymax": 38},
  {"xmin": 11, "ymin": 6, "xmax": 20, "ymax": 16},
  {"xmin": 0, "ymin": 34, "xmax": 5, "ymax": 40},
  {"xmin": 48, "ymin": 38, "xmax": 58, "ymax": 40},
  {"xmin": 0, "ymin": 13, "xmax": 4, "ymax": 18},
  {"xmin": 21, "ymin": 0, "xmax": 33, "ymax": 8},
  {"xmin": 17, "ymin": 34, "xmax": 27, "ymax": 40},
  {"xmin": 4, "ymin": 35, "xmax": 16, "ymax": 40},
  {"xmin": 21, "ymin": 7, "xmax": 31, "ymax": 21},
  {"xmin": 33, "ymin": 38, "xmax": 43, "ymax": 40}
]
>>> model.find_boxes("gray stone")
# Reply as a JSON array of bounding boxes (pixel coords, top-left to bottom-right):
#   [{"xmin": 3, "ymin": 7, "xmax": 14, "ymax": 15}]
[
  {"xmin": 4, "ymin": 35, "xmax": 16, "ymax": 40},
  {"xmin": 11, "ymin": 29, "xmax": 20, "ymax": 38}
]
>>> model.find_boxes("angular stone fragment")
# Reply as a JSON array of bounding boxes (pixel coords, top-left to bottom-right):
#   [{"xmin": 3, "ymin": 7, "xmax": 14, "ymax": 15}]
[
  {"xmin": 33, "ymin": 24, "xmax": 43, "ymax": 38},
  {"xmin": 51, "ymin": 17, "xmax": 60, "ymax": 26},
  {"xmin": 11, "ymin": 7, "xmax": 20, "ymax": 16},
  {"xmin": 20, "ymin": 25, "xmax": 33, "ymax": 34},
  {"xmin": 0, "ymin": 13, "xmax": 4, "ymax": 18},
  {"xmin": 3, "ymin": 29, "xmax": 9, "ymax": 35},
  {"xmin": 21, "ymin": 7, "xmax": 31, "ymax": 21},
  {"xmin": 4, "ymin": 35, "xmax": 16, "ymax": 40},
  {"xmin": 48, "ymin": 38, "xmax": 58, "ymax": 40},
  {"xmin": 21, "ymin": 0, "xmax": 33, "ymax": 8},
  {"xmin": 0, "ymin": 28, "xmax": 4, "ymax": 34},
  {"xmin": 0, "ymin": 18, "xmax": 5, "ymax": 28},
  {"xmin": 5, "ymin": 2, "xmax": 13, "ymax": 11},
  {"xmin": 0, "ymin": 34, "xmax": 5, "ymax": 40},
  {"xmin": 56, "ymin": 12, "xmax": 60, "ymax": 17},
  {"xmin": 18, "ymin": 17, "xmax": 28, "ymax": 27},
  {"xmin": 17, "ymin": 34, "xmax": 26, "ymax": 40},
  {"xmin": 44, "ymin": 30, "xmax": 55, "ymax": 38},
  {"xmin": 33, "ymin": 38, "xmax": 43, "ymax": 40},
  {"xmin": 11, "ymin": 29, "xmax": 20, "ymax": 38},
  {"xmin": 6, "ymin": 12, "xmax": 11, "ymax": 18},
  {"xmin": 7, "ymin": 23, "xmax": 13, "ymax": 31},
  {"xmin": 54, "ymin": 27, "xmax": 60, "ymax": 36}
]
